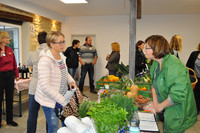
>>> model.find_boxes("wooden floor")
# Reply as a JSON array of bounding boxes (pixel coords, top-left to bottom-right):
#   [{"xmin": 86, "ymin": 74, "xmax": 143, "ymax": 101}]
[{"xmin": 0, "ymin": 87, "xmax": 200, "ymax": 133}]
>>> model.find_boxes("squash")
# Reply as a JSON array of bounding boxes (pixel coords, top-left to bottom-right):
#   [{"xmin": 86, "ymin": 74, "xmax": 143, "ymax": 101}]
[
  {"xmin": 130, "ymin": 84, "xmax": 139, "ymax": 93},
  {"xmin": 127, "ymin": 92, "xmax": 138, "ymax": 100}
]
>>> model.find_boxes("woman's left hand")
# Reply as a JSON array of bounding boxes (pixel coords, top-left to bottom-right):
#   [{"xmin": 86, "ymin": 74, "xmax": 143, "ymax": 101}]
[
  {"xmin": 69, "ymin": 82, "xmax": 78, "ymax": 90},
  {"xmin": 154, "ymin": 103, "xmax": 164, "ymax": 113}
]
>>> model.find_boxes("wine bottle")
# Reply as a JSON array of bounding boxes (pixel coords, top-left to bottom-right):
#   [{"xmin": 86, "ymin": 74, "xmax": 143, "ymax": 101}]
[{"xmin": 18, "ymin": 63, "xmax": 22, "ymax": 79}]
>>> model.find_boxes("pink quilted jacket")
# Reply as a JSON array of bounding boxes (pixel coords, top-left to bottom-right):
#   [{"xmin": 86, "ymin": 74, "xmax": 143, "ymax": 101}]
[{"xmin": 35, "ymin": 49, "xmax": 75, "ymax": 108}]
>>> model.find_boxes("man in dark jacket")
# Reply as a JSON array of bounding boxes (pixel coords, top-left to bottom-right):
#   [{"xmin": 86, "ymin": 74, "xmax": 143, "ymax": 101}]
[{"xmin": 64, "ymin": 39, "xmax": 80, "ymax": 79}]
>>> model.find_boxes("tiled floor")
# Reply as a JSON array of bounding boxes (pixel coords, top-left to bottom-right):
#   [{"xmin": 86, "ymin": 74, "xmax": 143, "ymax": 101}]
[{"xmin": 0, "ymin": 87, "xmax": 199, "ymax": 133}]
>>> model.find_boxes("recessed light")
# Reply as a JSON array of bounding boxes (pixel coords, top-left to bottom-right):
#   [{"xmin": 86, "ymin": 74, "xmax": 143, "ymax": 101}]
[{"xmin": 60, "ymin": 0, "xmax": 88, "ymax": 4}]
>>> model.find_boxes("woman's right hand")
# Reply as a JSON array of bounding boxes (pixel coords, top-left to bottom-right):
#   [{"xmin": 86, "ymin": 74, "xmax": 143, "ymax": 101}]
[{"xmin": 106, "ymin": 54, "xmax": 110, "ymax": 60}]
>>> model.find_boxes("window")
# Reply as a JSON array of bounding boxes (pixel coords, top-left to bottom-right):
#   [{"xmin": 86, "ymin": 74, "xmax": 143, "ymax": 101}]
[{"xmin": 0, "ymin": 22, "xmax": 21, "ymax": 66}]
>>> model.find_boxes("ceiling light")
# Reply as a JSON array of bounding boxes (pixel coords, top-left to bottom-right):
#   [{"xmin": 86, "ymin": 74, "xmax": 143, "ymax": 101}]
[{"xmin": 60, "ymin": 0, "xmax": 88, "ymax": 4}]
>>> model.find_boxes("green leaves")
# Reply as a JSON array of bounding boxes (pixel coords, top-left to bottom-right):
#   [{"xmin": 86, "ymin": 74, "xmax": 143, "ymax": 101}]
[
  {"xmin": 87, "ymin": 99, "xmax": 128, "ymax": 133},
  {"xmin": 78, "ymin": 100, "xmax": 93, "ymax": 118},
  {"xmin": 110, "ymin": 94, "xmax": 135, "ymax": 121}
]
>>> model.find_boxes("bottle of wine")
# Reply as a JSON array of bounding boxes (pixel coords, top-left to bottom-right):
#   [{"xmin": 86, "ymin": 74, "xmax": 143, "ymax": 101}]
[
  {"xmin": 22, "ymin": 65, "xmax": 26, "ymax": 79},
  {"xmin": 26, "ymin": 65, "xmax": 30, "ymax": 79},
  {"xmin": 18, "ymin": 63, "xmax": 22, "ymax": 79}
]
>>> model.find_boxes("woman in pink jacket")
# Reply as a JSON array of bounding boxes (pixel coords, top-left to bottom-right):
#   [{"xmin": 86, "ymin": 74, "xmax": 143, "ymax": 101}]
[{"xmin": 35, "ymin": 31, "xmax": 78, "ymax": 133}]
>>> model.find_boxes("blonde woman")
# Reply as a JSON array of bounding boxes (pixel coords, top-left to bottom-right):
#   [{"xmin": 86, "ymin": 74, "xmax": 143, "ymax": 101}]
[
  {"xmin": 106, "ymin": 42, "xmax": 120, "ymax": 76},
  {"xmin": 170, "ymin": 35, "xmax": 182, "ymax": 58},
  {"xmin": 0, "ymin": 31, "xmax": 19, "ymax": 127},
  {"xmin": 35, "ymin": 31, "xmax": 78, "ymax": 133}
]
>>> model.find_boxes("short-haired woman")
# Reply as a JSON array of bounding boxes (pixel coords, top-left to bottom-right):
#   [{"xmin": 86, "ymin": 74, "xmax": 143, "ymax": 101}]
[
  {"xmin": 145, "ymin": 35, "xmax": 197, "ymax": 133},
  {"xmin": 35, "ymin": 31, "xmax": 78, "ymax": 133},
  {"xmin": 0, "ymin": 31, "xmax": 19, "ymax": 127},
  {"xmin": 106, "ymin": 42, "xmax": 120, "ymax": 76},
  {"xmin": 170, "ymin": 35, "xmax": 182, "ymax": 58}
]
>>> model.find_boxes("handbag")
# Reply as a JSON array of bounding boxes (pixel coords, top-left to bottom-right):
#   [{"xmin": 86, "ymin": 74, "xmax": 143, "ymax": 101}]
[{"xmin": 55, "ymin": 88, "xmax": 88, "ymax": 121}]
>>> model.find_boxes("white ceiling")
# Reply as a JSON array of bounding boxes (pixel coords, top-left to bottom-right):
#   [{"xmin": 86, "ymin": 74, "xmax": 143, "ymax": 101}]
[{"xmin": 9, "ymin": 0, "xmax": 200, "ymax": 16}]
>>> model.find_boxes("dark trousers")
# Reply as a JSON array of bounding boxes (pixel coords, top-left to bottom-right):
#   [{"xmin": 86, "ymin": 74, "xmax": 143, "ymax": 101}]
[
  {"xmin": 79, "ymin": 63, "xmax": 94, "ymax": 92},
  {"xmin": 0, "ymin": 71, "xmax": 15, "ymax": 123},
  {"xmin": 27, "ymin": 94, "xmax": 40, "ymax": 133}
]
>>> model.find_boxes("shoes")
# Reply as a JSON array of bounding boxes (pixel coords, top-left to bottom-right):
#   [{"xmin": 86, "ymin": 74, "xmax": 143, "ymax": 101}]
[
  {"xmin": 90, "ymin": 90, "xmax": 97, "ymax": 94},
  {"xmin": 7, "ymin": 121, "xmax": 18, "ymax": 126}
]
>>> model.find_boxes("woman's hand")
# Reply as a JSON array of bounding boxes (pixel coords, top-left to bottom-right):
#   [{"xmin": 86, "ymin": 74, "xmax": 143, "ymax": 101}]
[
  {"xmin": 69, "ymin": 82, "xmax": 78, "ymax": 90},
  {"xmin": 106, "ymin": 54, "xmax": 110, "ymax": 61},
  {"xmin": 15, "ymin": 77, "xmax": 20, "ymax": 81},
  {"xmin": 154, "ymin": 103, "xmax": 164, "ymax": 113}
]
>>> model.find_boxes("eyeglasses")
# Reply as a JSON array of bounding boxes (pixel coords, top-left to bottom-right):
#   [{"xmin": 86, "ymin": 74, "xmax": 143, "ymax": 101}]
[
  {"xmin": 53, "ymin": 41, "xmax": 65, "ymax": 45},
  {"xmin": 145, "ymin": 47, "xmax": 152, "ymax": 50}
]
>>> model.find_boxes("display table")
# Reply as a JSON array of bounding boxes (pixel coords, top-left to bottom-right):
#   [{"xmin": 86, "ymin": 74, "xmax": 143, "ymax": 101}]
[
  {"xmin": 97, "ymin": 89, "xmax": 155, "ymax": 113},
  {"xmin": 3, "ymin": 78, "xmax": 31, "ymax": 117}
]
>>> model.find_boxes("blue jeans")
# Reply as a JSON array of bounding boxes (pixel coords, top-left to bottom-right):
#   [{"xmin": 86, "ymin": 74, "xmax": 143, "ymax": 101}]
[
  {"xmin": 42, "ymin": 106, "xmax": 58, "ymax": 133},
  {"xmin": 27, "ymin": 95, "xmax": 41, "ymax": 133},
  {"xmin": 68, "ymin": 68, "xmax": 78, "ymax": 79},
  {"xmin": 79, "ymin": 63, "xmax": 94, "ymax": 92}
]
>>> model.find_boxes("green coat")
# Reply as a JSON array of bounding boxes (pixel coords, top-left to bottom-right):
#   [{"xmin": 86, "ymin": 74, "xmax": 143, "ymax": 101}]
[{"xmin": 150, "ymin": 54, "xmax": 197, "ymax": 133}]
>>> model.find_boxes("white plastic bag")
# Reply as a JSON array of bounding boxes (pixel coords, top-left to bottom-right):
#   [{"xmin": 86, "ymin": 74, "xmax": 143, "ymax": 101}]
[
  {"xmin": 57, "ymin": 127, "xmax": 72, "ymax": 133},
  {"xmin": 64, "ymin": 116, "xmax": 93, "ymax": 133},
  {"xmin": 81, "ymin": 117, "xmax": 97, "ymax": 133}
]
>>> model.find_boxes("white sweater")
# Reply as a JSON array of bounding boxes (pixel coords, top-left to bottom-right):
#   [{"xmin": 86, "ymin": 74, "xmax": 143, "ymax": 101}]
[{"xmin": 35, "ymin": 49, "xmax": 75, "ymax": 108}]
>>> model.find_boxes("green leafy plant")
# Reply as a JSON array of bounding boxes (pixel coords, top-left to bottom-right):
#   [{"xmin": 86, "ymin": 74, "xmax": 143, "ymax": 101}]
[
  {"xmin": 78, "ymin": 100, "xmax": 93, "ymax": 118},
  {"xmin": 110, "ymin": 94, "xmax": 135, "ymax": 120},
  {"xmin": 115, "ymin": 62, "xmax": 129, "ymax": 78},
  {"xmin": 87, "ymin": 99, "xmax": 128, "ymax": 133}
]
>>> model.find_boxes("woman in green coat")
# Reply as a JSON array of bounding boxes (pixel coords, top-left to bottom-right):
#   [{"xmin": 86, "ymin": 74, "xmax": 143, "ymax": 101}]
[{"xmin": 144, "ymin": 35, "xmax": 197, "ymax": 133}]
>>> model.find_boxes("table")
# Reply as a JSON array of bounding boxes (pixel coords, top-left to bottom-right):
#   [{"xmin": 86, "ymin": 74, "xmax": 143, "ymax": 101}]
[{"xmin": 3, "ymin": 78, "xmax": 31, "ymax": 117}]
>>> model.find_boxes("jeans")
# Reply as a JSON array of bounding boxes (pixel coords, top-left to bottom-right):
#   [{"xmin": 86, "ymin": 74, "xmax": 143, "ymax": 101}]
[
  {"xmin": 79, "ymin": 63, "xmax": 94, "ymax": 92},
  {"xmin": 27, "ymin": 94, "xmax": 40, "ymax": 133},
  {"xmin": 0, "ymin": 71, "xmax": 14, "ymax": 124},
  {"xmin": 42, "ymin": 106, "xmax": 58, "ymax": 133},
  {"xmin": 68, "ymin": 68, "xmax": 78, "ymax": 79},
  {"xmin": 109, "ymin": 70, "xmax": 117, "ymax": 76}
]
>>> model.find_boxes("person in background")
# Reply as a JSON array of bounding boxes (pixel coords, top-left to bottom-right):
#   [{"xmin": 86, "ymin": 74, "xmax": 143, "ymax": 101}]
[
  {"xmin": 35, "ymin": 31, "xmax": 78, "ymax": 133},
  {"xmin": 186, "ymin": 42, "xmax": 200, "ymax": 114},
  {"xmin": 106, "ymin": 42, "xmax": 120, "ymax": 76},
  {"xmin": 64, "ymin": 39, "xmax": 80, "ymax": 79},
  {"xmin": 78, "ymin": 36, "xmax": 98, "ymax": 94},
  {"xmin": 27, "ymin": 31, "xmax": 48, "ymax": 133},
  {"xmin": 145, "ymin": 35, "xmax": 197, "ymax": 133},
  {"xmin": 0, "ymin": 31, "xmax": 19, "ymax": 127},
  {"xmin": 169, "ymin": 35, "xmax": 182, "ymax": 58},
  {"xmin": 135, "ymin": 40, "xmax": 146, "ymax": 75}
]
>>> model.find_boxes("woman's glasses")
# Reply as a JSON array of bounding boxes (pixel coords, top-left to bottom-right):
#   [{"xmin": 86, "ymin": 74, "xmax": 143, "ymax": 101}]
[{"xmin": 53, "ymin": 41, "xmax": 65, "ymax": 45}]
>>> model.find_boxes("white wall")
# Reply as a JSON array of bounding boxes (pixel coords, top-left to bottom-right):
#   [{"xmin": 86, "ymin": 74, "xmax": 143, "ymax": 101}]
[
  {"xmin": 62, "ymin": 14, "xmax": 200, "ymax": 85},
  {"xmin": 62, "ymin": 15, "xmax": 130, "ymax": 85}
]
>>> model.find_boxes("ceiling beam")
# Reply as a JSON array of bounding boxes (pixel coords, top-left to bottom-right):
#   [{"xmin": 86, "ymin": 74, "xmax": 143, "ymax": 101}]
[
  {"xmin": 137, "ymin": 0, "xmax": 141, "ymax": 19},
  {"xmin": 0, "ymin": 10, "xmax": 33, "ymax": 23}
]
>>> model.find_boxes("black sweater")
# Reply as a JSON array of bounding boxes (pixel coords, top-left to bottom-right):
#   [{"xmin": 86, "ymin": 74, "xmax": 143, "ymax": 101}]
[{"xmin": 64, "ymin": 46, "xmax": 79, "ymax": 68}]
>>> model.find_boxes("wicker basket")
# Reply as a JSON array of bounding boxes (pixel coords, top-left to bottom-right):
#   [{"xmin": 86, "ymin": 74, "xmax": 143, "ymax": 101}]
[{"xmin": 187, "ymin": 67, "xmax": 198, "ymax": 90}]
